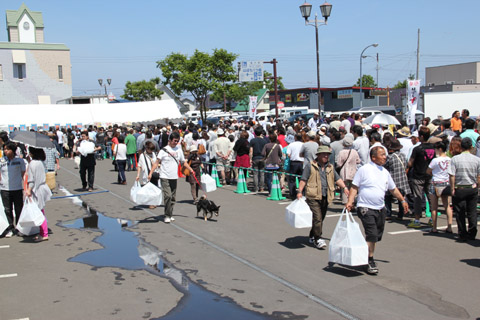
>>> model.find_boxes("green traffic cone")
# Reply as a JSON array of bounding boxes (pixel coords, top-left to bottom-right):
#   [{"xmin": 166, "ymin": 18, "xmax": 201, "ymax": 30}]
[
  {"xmin": 267, "ymin": 173, "xmax": 286, "ymax": 201},
  {"xmin": 425, "ymin": 194, "xmax": 431, "ymax": 218},
  {"xmin": 234, "ymin": 169, "xmax": 250, "ymax": 194},
  {"xmin": 296, "ymin": 176, "xmax": 299, "ymax": 189},
  {"xmin": 212, "ymin": 165, "xmax": 222, "ymax": 187},
  {"xmin": 246, "ymin": 169, "xmax": 250, "ymax": 178}
]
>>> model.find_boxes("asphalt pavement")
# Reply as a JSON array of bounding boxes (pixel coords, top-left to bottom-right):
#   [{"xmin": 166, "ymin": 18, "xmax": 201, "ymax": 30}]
[{"xmin": 1, "ymin": 158, "xmax": 479, "ymax": 320}]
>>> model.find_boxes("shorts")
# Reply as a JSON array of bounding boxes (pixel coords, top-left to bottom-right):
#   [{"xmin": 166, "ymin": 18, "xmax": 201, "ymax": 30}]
[
  {"xmin": 428, "ymin": 182, "xmax": 451, "ymax": 197},
  {"xmin": 357, "ymin": 207, "xmax": 386, "ymax": 243},
  {"xmin": 215, "ymin": 158, "xmax": 230, "ymax": 171}
]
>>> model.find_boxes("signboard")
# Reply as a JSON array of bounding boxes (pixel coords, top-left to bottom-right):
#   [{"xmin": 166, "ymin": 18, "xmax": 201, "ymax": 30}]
[
  {"xmin": 77, "ymin": 123, "xmax": 83, "ymax": 129},
  {"xmin": 66, "ymin": 123, "xmax": 72, "ymax": 129},
  {"xmin": 407, "ymin": 79, "xmax": 421, "ymax": 126},
  {"xmin": 297, "ymin": 93, "xmax": 309, "ymax": 102},
  {"xmin": 8, "ymin": 125, "xmax": 15, "ymax": 132},
  {"xmin": 285, "ymin": 94, "xmax": 292, "ymax": 103},
  {"xmin": 370, "ymin": 89, "xmax": 387, "ymax": 96},
  {"xmin": 239, "ymin": 61, "xmax": 264, "ymax": 82},
  {"xmin": 248, "ymin": 96, "xmax": 258, "ymax": 120},
  {"xmin": 277, "ymin": 101, "xmax": 285, "ymax": 109},
  {"xmin": 43, "ymin": 123, "xmax": 49, "ymax": 130},
  {"xmin": 19, "ymin": 124, "xmax": 26, "ymax": 131},
  {"xmin": 31, "ymin": 124, "xmax": 37, "ymax": 131},
  {"xmin": 338, "ymin": 89, "xmax": 353, "ymax": 99}
]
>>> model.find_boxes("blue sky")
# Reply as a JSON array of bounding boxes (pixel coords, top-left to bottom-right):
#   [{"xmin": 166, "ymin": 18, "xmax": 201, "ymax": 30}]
[{"xmin": 1, "ymin": 0, "xmax": 479, "ymax": 99}]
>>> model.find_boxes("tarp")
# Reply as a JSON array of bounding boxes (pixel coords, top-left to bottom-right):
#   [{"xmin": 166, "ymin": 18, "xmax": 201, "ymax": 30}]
[{"xmin": 0, "ymin": 100, "xmax": 182, "ymax": 129}]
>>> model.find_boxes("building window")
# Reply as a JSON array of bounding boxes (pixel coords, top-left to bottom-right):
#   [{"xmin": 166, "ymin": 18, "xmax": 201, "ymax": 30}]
[
  {"xmin": 0, "ymin": 64, "xmax": 3, "ymax": 81},
  {"xmin": 445, "ymin": 81, "xmax": 455, "ymax": 85},
  {"xmin": 58, "ymin": 65, "xmax": 63, "ymax": 80},
  {"xmin": 465, "ymin": 79, "xmax": 474, "ymax": 84},
  {"xmin": 13, "ymin": 63, "xmax": 26, "ymax": 79}
]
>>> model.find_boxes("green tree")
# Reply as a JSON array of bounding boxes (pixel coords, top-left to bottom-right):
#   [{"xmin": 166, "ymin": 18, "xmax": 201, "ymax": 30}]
[
  {"xmin": 393, "ymin": 73, "xmax": 416, "ymax": 89},
  {"xmin": 355, "ymin": 74, "xmax": 376, "ymax": 88},
  {"xmin": 210, "ymin": 71, "xmax": 286, "ymax": 110},
  {"xmin": 121, "ymin": 77, "xmax": 164, "ymax": 101},
  {"xmin": 157, "ymin": 49, "xmax": 238, "ymax": 120}
]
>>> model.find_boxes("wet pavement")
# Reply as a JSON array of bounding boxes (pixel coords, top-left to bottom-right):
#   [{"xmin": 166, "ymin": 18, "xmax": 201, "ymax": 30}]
[{"xmin": 61, "ymin": 192, "xmax": 273, "ymax": 320}]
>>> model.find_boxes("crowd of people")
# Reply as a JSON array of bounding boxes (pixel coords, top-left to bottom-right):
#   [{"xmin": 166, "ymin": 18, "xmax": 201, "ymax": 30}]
[{"xmin": 1, "ymin": 109, "xmax": 480, "ymax": 275}]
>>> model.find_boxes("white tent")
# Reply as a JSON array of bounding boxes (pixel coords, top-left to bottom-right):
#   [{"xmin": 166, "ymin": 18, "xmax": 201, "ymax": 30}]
[{"xmin": 1, "ymin": 100, "xmax": 182, "ymax": 130}]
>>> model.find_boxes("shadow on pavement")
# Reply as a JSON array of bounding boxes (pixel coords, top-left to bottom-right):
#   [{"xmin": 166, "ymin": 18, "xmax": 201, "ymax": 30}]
[
  {"xmin": 460, "ymin": 258, "xmax": 480, "ymax": 268},
  {"xmin": 322, "ymin": 263, "xmax": 365, "ymax": 277},
  {"xmin": 278, "ymin": 236, "xmax": 310, "ymax": 249}
]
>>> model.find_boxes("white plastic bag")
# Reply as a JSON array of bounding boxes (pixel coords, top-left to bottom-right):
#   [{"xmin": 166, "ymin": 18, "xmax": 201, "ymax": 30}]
[
  {"xmin": 18, "ymin": 198, "xmax": 45, "ymax": 228},
  {"xmin": 200, "ymin": 174, "xmax": 217, "ymax": 193},
  {"xmin": 328, "ymin": 208, "xmax": 368, "ymax": 266},
  {"xmin": 78, "ymin": 141, "xmax": 95, "ymax": 157},
  {"xmin": 135, "ymin": 182, "xmax": 163, "ymax": 206},
  {"xmin": 130, "ymin": 181, "xmax": 141, "ymax": 203},
  {"xmin": 0, "ymin": 200, "xmax": 8, "ymax": 235},
  {"xmin": 16, "ymin": 224, "xmax": 40, "ymax": 236},
  {"xmin": 74, "ymin": 156, "xmax": 81, "ymax": 169},
  {"xmin": 285, "ymin": 198, "xmax": 312, "ymax": 228}
]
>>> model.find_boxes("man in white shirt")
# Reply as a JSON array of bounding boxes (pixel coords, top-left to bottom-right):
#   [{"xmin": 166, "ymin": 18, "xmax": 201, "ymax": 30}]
[
  {"xmin": 286, "ymin": 133, "xmax": 304, "ymax": 199},
  {"xmin": 149, "ymin": 132, "xmax": 192, "ymax": 223},
  {"xmin": 352, "ymin": 125, "xmax": 370, "ymax": 166},
  {"xmin": 346, "ymin": 146, "xmax": 408, "ymax": 275},
  {"xmin": 56, "ymin": 129, "xmax": 64, "ymax": 158},
  {"xmin": 340, "ymin": 113, "xmax": 351, "ymax": 133},
  {"xmin": 213, "ymin": 128, "xmax": 231, "ymax": 185},
  {"xmin": 396, "ymin": 127, "xmax": 413, "ymax": 159},
  {"xmin": 308, "ymin": 113, "xmax": 320, "ymax": 132}
]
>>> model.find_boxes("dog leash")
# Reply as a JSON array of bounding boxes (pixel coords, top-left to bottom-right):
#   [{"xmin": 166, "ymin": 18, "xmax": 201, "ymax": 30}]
[{"xmin": 192, "ymin": 172, "xmax": 207, "ymax": 197}]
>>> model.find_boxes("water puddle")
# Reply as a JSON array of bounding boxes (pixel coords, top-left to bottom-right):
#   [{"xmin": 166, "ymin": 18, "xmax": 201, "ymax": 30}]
[{"xmin": 59, "ymin": 187, "xmax": 271, "ymax": 320}]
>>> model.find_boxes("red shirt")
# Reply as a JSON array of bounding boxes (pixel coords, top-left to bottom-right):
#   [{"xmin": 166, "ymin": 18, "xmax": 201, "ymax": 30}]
[{"xmin": 277, "ymin": 134, "xmax": 288, "ymax": 148}]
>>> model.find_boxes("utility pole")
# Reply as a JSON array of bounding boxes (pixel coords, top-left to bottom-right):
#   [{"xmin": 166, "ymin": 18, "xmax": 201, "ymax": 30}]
[
  {"xmin": 416, "ymin": 28, "xmax": 420, "ymax": 80},
  {"xmin": 376, "ymin": 53, "xmax": 379, "ymax": 87},
  {"xmin": 264, "ymin": 59, "xmax": 279, "ymax": 119}
]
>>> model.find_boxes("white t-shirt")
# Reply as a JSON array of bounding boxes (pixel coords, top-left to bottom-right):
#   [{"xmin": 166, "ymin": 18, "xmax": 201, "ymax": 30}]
[
  {"xmin": 287, "ymin": 141, "xmax": 304, "ymax": 162},
  {"xmin": 353, "ymin": 162, "xmax": 396, "ymax": 210},
  {"xmin": 0, "ymin": 157, "xmax": 26, "ymax": 191},
  {"xmin": 57, "ymin": 131, "xmax": 64, "ymax": 145},
  {"xmin": 114, "ymin": 143, "xmax": 127, "ymax": 160},
  {"xmin": 158, "ymin": 145, "xmax": 185, "ymax": 179},
  {"xmin": 428, "ymin": 156, "xmax": 451, "ymax": 183},
  {"xmin": 138, "ymin": 152, "xmax": 157, "ymax": 185}
]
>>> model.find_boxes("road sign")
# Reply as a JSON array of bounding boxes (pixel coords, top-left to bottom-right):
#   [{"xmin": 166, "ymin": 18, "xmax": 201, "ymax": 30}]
[{"xmin": 239, "ymin": 61, "xmax": 264, "ymax": 82}]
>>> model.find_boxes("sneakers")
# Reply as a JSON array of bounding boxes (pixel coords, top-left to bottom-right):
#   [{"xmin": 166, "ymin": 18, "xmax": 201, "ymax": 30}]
[
  {"xmin": 407, "ymin": 220, "xmax": 422, "ymax": 228},
  {"xmin": 367, "ymin": 260, "xmax": 379, "ymax": 275},
  {"xmin": 314, "ymin": 239, "xmax": 327, "ymax": 249},
  {"xmin": 170, "ymin": 217, "xmax": 175, "ymax": 222},
  {"xmin": 4, "ymin": 230, "xmax": 13, "ymax": 238},
  {"xmin": 164, "ymin": 217, "xmax": 171, "ymax": 223},
  {"xmin": 309, "ymin": 237, "xmax": 315, "ymax": 244}
]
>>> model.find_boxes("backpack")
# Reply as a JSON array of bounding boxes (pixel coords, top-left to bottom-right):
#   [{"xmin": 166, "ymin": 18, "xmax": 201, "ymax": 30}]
[{"xmin": 198, "ymin": 143, "xmax": 206, "ymax": 155}]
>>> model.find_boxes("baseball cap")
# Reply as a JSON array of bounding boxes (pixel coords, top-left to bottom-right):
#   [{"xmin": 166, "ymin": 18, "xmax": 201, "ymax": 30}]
[{"xmin": 307, "ymin": 130, "xmax": 316, "ymax": 138}]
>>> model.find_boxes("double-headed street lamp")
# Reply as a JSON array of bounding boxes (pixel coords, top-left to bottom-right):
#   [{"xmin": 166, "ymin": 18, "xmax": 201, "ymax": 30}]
[
  {"xmin": 359, "ymin": 43, "xmax": 378, "ymax": 108},
  {"xmin": 98, "ymin": 78, "xmax": 111, "ymax": 96},
  {"xmin": 299, "ymin": 1, "xmax": 332, "ymax": 115}
]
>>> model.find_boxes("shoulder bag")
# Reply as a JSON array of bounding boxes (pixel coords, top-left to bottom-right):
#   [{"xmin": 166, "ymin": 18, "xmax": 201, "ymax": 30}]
[{"xmin": 144, "ymin": 152, "xmax": 159, "ymax": 186}]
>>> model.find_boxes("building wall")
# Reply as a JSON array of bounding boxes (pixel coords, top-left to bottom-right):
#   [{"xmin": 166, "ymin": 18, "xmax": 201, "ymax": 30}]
[
  {"xmin": 8, "ymin": 27, "xmax": 19, "ymax": 42},
  {"xmin": 426, "ymin": 62, "xmax": 479, "ymax": 86},
  {"xmin": 0, "ymin": 49, "xmax": 72, "ymax": 104},
  {"xmin": 35, "ymin": 28, "xmax": 44, "ymax": 43}
]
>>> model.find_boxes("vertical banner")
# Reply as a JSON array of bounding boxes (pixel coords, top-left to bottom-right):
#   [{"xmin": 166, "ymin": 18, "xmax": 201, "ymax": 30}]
[
  {"xmin": 248, "ymin": 96, "xmax": 258, "ymax": 121},
  {"xmin": 66, "ymin": 123, "xmax": 72, "ymax": 129},
  {"xmin": 19, "ymin": 125, "xmax": 27, "ymax": 131},
  {"xmin": 55, "ymin": 123, "xmax": 60, "ymax": 130},
  {"xmin": 8, "ymin": 125, "xmax": 15, "ymax": 132},
  {"xmin": 77, "ymin": 123, "xmax": 83, "ymax": 129},
  {"xmin": 43, "ymin": 123, "xmax": 49, "ymax": 131},
  {"xmin": 31, "ymin": 124, "xmax": 37, "ymax": 131},
  {"xmin": 407, "ymin": 79, "xmax": 420, "ymax": 126}
]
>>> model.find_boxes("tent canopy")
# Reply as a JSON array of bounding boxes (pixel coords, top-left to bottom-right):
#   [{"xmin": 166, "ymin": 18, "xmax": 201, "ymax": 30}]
[{"xmin": 1, "ymin": 100, "xmax": 182, "ymax": 129}]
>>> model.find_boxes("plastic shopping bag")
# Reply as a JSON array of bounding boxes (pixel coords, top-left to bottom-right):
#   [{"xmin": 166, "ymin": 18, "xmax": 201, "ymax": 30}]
[
  {"xmin": 78, "ymin": 141, "xmax": 95, "ymax": 157},
  {"xmin": 328, "ymin": 209, "xmax": 368, "ymax": 266},
  {"xmin": 135, "ymin": 182, "xmax": 163, "ymax": 206},
  {"xmin": 0, "ymin": 200, "xmax": 8, "ymax": 235},
  {"xmin": 74, "ymin": 156, "xmax": 81, "ymax": 169},
  {"xmin": 16, "ymin": 224, "xmax": 40, "ymax": 236},
  {"xmin": 201, "ymin": 174, "xmax": 217, "ymax": 193},
  {"xmin": 130, "ymin": 181, "xmax": 142, "ymax": 203},
  {"xmin": 18, "ymin": 198, "xmax": 45, "ymax": 228},
  {"xmin": 285, "ymin": 198, "xmax": 312, "ymax": 228}
]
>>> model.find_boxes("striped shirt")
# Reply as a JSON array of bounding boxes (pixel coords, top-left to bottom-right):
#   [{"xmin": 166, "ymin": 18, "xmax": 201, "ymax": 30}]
[
  {"xmin": 448, "ymin": 152, "xmax": 480, "ymax": 186},
  {"xmin": 384, "ymin": 151, "xmax": 411, "ymax": 194}
]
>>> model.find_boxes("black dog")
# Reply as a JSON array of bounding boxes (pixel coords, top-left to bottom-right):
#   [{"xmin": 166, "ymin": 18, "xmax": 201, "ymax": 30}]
[{"xmin": 196, "ymin": 195, "xmax": 220, "ymax": 221}]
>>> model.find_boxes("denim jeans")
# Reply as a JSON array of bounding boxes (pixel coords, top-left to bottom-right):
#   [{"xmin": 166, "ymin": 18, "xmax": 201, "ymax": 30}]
[
  {"xmin": 106, "ymin": 142, "xmax": 113, "ymax": 159},
  {"xmin": 116, "ymin": 160, "xmax": 127, "ymax": 183},
  {"xmin": 127, "ymin": 154, "xmax": 136, "ymax": 170},
  {"xmin": 251, "ymin": 159, "xmax": 265, "ymax": 191},
  {"xmin": 265, "ymin": 168, "xmax": 278, "ymax": 193}
]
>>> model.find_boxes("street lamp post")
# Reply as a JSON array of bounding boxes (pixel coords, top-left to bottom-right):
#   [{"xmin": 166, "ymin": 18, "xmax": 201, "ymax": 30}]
[
  {"xmin": 98, "ymin": 78, "xmax": 112, "ymax": 96},
  {"xmin": 361, "ymin": 54, "xmax": 379, "ymax": 87},
  {"xmin": 359, "ymin": 44, "xmax": 378, "ymax": 108},
  {"xmin": 299, "ymin": 1, "xmax": 332, "ymax": 116}
]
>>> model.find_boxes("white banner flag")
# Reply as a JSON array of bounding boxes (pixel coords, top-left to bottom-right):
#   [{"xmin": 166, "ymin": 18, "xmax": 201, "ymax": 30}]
[
  {"xmin": 248, "ymin": 96, "xmax": 258, "ymax": 120},
  {"xmin": 407, "ymin": 79, "xmax": 421, "ymax": 126}
]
